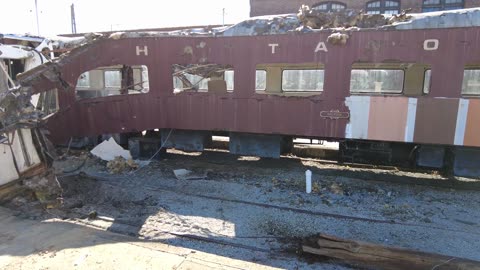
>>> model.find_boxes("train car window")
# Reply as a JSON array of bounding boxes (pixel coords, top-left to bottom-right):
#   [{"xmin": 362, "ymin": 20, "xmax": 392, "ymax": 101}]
[
  {"xmin": 423, "ymin": 69, "xmax": 431, "ymax": 94},
  {"xmin": 172, "ymin": 64, "xmax": 233, "ymax": 94},
  {"xmin": 350, "ymin": 69, "xmax": 404, "ymax": 94},
  {"xmin": 462, "ymin": 69, "xmax": 480, "ymax": 95},
  {"xmin": 36, "ymin": 88, "xmax": 59, "ymax": 115},
  {"xmin": 281, "ymin": 69, "xmax": 324, "ymax": 92},
  {"xmin": 256, "ymin": 70, "xmax": 267, "ymax": 91},
  {"xmin": 104, "ymin": 70, "xmax": 121, "ymax": 88},
  {"xmin": 75, "ymin": 65, "xmax": 150, "ymax": 100},
  {"xmin": 76, "ymin": 72, "xmax": 90, "ymax": 88},
  {"xmin": 173, "ymin": 74, "xmax": 209, "ymax": 92},
  {"xmin": 133, "ymin": 66, "xmax": 150, "ymax": 92},
  {"xmin": 225, "ymin": 70, "xmax": 234, "ymax": 91}
]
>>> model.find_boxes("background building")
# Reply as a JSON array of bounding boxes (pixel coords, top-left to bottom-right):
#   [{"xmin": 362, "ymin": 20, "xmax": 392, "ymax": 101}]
[{"xmin": 250, "ymin": 0, "xmax": 480, "ymax": 17}]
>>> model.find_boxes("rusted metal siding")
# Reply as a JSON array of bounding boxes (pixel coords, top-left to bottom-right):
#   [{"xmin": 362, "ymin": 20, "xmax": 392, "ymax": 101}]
[
  {"xmin": 464, "ymin": 99, "xmax": 480, "ymax": 146},
  {"xmin": 413, "ymin": 98, "xmax": 459, "ymax": 145},
  {"xmin": 367, "ymin": 97, "xmax": 409, "ymax": 142},
  {"xmin": 20, "ymin": 27, "xmax": 480, "ymax": 149}
]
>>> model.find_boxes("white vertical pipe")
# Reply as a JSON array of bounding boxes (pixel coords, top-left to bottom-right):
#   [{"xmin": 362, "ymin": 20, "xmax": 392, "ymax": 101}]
[
  {"xmin": 305, "ymin": 170, "xmax": 312, "ymax": 194},
  {"xmin": 35, "ymin": 0, "xmax": 40, "ymax": 35}
]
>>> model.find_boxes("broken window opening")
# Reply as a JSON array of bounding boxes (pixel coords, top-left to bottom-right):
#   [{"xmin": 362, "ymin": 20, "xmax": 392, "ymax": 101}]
[
  {"xmin": 4, "ymin": 59, "xmax": 25, "ymax": 88},
  {"xmin": 172, "ymin": 64, "xmax": 234, "ymax": 94},
  {"xmin": 75, "ymin": 65, "xmax": 150, "ymax": 100},
  {"xmin": 36, "ymin": 88, "xmax": 59, "ymax": 115},
  {"xmin": 282, "ymin": 69, "xmax": 324, "ymax": 92},
  {"xmin": 76, "ymin": 72, "xmax": 90, "ymax": 88}
]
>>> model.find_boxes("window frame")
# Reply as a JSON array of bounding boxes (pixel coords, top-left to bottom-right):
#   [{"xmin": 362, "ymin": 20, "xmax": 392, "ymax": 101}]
[
  {"xmin": 172, "ymin": 64, "xmax": 235, "ymax": 93},
  {"xmin": 76, "ymin": 71, "xmax": 91, "ymax": 89},
  {"xmin": 129, "ymin": 66, "xmax": 150, "ymax": 94},
  {"xmin": 312, "ymin": 1, "xmax": 347, "ymax": 12},
  {"xmin": 224, "ymin": 69, "xmax": 235, "ymax": 92},
  {"xmin": 103, "ymin": 69, "xmax": 122, "ymax": 89},
  {"xmin": 255, "ymin": 69, "xmax": 267, "ymax": 91},
  {"xmin": 461, "ymin": 68, "xmax": 480, "ymax": 97},
  {"xmin": 422, "ymin": 0, "xmax": 464, "ymax": 12},
  {"xmin": 75, "ymin": 65, "xmax": 150, "ymax": 100},
  {"xmin": 423, "ymin": 69, "xmax": 431, "ymax": 95},
  {"xmin": 365, "ymin": 0, "xmax": 401, "ymax": 15},
  {"xmin": 281, "ymin": 68, "xmax": 325, "ymax": 93},
  {"xmin": 349, "ymin": 67, "xmax": 406, "ymax": 95}
]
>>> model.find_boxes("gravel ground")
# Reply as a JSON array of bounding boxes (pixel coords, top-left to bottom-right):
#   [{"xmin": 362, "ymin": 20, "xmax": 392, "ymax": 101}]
[{"xmin": 6, "ymin": 148, "xmax": 480, "ymax": 269}]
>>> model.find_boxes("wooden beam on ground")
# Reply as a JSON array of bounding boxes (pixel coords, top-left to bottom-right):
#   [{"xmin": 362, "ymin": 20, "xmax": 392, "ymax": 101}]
[{"xmin": 302, "ymin": 234, "xmax": 480, "ymax": 270}]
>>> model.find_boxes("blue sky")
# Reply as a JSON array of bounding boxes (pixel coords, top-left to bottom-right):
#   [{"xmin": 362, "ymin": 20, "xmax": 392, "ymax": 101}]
[{"xmin": 0, "ymin": 0, "xmax": 250, "ymax": 36}]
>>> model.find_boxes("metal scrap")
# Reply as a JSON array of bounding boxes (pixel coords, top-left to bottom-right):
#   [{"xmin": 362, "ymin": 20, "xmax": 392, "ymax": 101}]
[{"xmin": 0, "ymin": 34, "xmax": 91, "ymax": 205}]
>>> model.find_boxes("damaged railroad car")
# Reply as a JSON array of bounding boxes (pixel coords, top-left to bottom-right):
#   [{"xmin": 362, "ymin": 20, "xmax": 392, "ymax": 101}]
[
  {"xmin": 0, "ymin": 34, "xmax": 83, "ymax": 199},
  {"xmin": 14, "ymin": 8, "xmax": 480, "ymax": 178}
]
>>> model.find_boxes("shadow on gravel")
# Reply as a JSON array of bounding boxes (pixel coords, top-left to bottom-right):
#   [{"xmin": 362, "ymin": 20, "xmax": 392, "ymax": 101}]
[{"xmin": 2, "ymin": 149, "xmax": 480, "ymax": 269}]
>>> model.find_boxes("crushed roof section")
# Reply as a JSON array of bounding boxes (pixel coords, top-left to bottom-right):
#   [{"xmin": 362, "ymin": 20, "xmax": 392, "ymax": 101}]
[
  {"xmin": 220, "ymin": 7, "xmax": 480, "ymax": 36},
  {"xmin": 392, "ymin": 8, "xmax": 480, "ymax": 29}
]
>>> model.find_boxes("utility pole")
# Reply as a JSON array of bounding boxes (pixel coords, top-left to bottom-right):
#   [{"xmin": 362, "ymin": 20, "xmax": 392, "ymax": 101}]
[
  {"xmin": 34, "ymin": 0, "xmax": 40, "ymax": 35},
  {"xmin": 71, "ymin": 3, "xmax": 77, "ymax": 34},
  {"xmin": 222, "ymin": 8, "xmax": 225, "ymax": 26}
]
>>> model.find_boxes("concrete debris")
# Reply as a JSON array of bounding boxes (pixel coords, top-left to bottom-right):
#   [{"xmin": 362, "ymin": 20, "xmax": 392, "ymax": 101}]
[
  {"xmin": 327, "ymin": 32, "xmax": 349, "ymax": 45},
  {"xmin": 90, "ymin": 137, "xmax": 132, "ymax": 161},
  {"xmin": 388, "ymin": 9, "xmax": 413, "ymax": 24},
  {"xmin": 221, "ymin": 7, "xmax": 480, "ymax": 37},
  {"xmin": 297, "ymin": 5, "xmax": 412, "ymax": 29},
  {"xmin": 106, "ymin": 156, "xmax": 139, "ymax": 174},
  {"xmin": 297, "ymin": 5, "xmax": 362, "ymax": 29}
]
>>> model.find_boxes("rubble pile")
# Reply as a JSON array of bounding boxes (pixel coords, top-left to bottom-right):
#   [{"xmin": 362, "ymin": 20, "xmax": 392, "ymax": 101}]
[
  {"xmin": 221, "ymin": 5, "xmax": 416, "ymax": 36},
  {"xmin": 23, "ymin": 169, "xmax": 62, "ymax": 208},
  {"xmin": 297, "ymin": 5, "xmax": 412, "ymax": 29},
  {"xmin": 326, "ymin": 32, "xmax": 349, "ymax": 45},
  {"xmin": 106, "ymin": 156, "xmax": 139, "ymax": 174}
]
